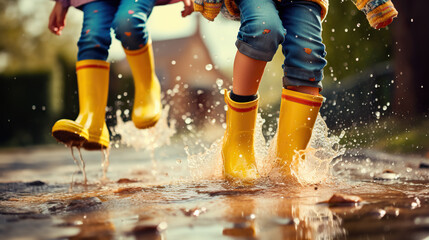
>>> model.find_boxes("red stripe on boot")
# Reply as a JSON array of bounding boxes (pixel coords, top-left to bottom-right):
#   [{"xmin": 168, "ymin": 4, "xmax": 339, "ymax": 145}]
[
  {"xmin": 76, "ymin": 64, "xmax": 109, "ymax": 71},
  {"xmin": 282, "ymin": 94, "xmax": 322, "ymax": 107},
  {"xmin": 125, "ymin": 46, "xmax": 149, "ymax": 56},
  {"xmin": 227, "ymin": 102, "xmax": 257, "ymax": 113}
]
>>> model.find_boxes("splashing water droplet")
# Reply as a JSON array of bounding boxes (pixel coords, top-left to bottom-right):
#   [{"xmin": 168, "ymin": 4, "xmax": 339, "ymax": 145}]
[
  {"xmin": 205, "ymin": 64, "xmax": 213, "ymax": 71},
  {"xmin": 111, "ymin": 106, "xmax": 176, "ymax": 151},
  {"xmin": 185, "ymin": 118, "xmax": 193, "ymax": 125},
  {"xmin": 215, "ymin": 78, "xmax": 223, "ymax": 88}
]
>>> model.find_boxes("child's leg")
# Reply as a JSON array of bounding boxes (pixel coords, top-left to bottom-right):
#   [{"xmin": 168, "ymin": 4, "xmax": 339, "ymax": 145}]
[
  {"xmin": 112, "ymin": 0, "xmax": 156, "ymax": 50},
  {"xmin": 77, "ymin": 1, "xmax": 118, "ymax": 61},
  {"xmin": 280, "ymin": 1, "xmax": 326, "ymax": 94},
  {"xmin": 222, "ymin": 0, "xmax": 285, "ymax": 183},
  {"xmin": 232, "ymin": 0, "xmax": 285, "ymax": 96},
  {"xmin": 232, "ymin": 51, "xmax": 267, "ymax": 96},
  {"xmin": 112, "ymin": 0, "xmax": 162, "ymax": 129},
  {"xmin": 275, "ymin": 1, "xmax": 327, "ymax": 175},
  {"xmin": 52, "ymin": 1, "xmax": 117, "ymax": 150}
]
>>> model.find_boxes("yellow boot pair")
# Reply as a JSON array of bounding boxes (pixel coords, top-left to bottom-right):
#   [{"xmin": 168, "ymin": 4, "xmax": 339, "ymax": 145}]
[
  {"xmin": 222, "ymin": 88, "xmax": 323, "ymax": 182},
  {"xmin": 52, "ymin": 41, "xmax": 161, "ymax": 150}
]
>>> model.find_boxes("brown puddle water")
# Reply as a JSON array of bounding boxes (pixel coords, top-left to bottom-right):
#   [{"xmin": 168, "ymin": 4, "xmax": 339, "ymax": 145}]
[{"xmin": 0, "ymin": 114, "xmax": 428, "ymax": 240}]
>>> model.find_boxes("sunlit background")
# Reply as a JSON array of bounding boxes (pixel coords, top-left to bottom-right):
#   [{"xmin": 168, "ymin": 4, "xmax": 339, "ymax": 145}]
[{"xmin": 0, "ymin": 0, "xmax": 428, "ymax": 156}]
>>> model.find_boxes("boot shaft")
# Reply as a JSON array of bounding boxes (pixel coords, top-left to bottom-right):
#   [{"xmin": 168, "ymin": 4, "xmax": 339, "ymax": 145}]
[
  {"xmin": 222, "ymin": 90, "xmax": 260, "ymax": 183},
  {"xmin": 276, "ymin": 88, "xmax": 324, "ymax": 168},
  {"xmin": 224, "ymin": 91, "xmax": 258, "ymax": 134},
  {"xmin": 75, "ymin": 59, "xmax": 110, "ymax": 130},
  {"xmin": 124, "ymin": 40, "xmax": 157, "ymax": 91},
  {"xmin": 124, "ymin": 40, "xmax": 162, "ymax": 129}
]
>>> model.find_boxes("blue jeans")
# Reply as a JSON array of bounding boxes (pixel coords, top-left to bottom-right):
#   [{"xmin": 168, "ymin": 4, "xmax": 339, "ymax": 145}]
[
  {"xmin": 235, "ymin": 0, "xmax": 327, "ymax": 89},
  {"xmin": 77, "ymin": 0, "xmax": 156, "ymax": 61}
]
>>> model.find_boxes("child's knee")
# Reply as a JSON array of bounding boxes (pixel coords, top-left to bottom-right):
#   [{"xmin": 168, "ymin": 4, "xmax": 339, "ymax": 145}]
[
  {"xmin": 237, "ymin": 19, "xmax": 285, "ymax": 61},
  {"xmin": 113, "ymin": 13, "xmax": 149, "ymax": 44},
  {"xmin": 77, "ymin": 30, "xmax": 111, "ymax": 60},
  {"xmin": 284, "ymin": 38, "xmax": 327, "ymax": 73}
]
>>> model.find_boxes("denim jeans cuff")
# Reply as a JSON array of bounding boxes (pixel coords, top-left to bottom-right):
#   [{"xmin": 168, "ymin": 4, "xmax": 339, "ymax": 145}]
[
  {"xmin": 235, "ymin": 40, "xmax": 276, "ymax": 62},
  {"xmin": 283, "ymin": 76, "xmax": 323, "ymax": 91},
  {"xmin": 284, "ymin": 66, "xmax": 324, "ymax": 81},
  {"xmin": 283, "ymin": 65, "xmax": 324, "ymax": 90}
]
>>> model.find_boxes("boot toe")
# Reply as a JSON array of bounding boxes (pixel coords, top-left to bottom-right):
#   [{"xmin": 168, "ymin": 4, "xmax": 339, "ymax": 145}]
[
  {"xmin": 222, "ymin": 151, "xmax": 260, "ymax": 184},
  {"xmin": 52, "ymin": 120, "xmax": 88, "ymax": 146},
  {"xmin": 132, "ymin": 106, "xmax": 162, "ymax": 129},
  {"xmin": 225, "ymin": 169, "xmax": 260, "ymax": 185}
]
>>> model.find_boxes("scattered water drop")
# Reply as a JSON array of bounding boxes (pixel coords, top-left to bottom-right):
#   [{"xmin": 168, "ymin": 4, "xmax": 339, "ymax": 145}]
[
  {"xmin": 205, "ymin": 64, "xmax": 213, "ymax": 71},
  {"xmin": 111, "ymin": 106, "xmax": 176, "ymax": 151},
  {"xmin": 185, "ymin": 118, "xmax": 193, "ymax": 125},
  {"xmin": 216, "ymin": 78, "xmax": 223, "ymax": 88}
]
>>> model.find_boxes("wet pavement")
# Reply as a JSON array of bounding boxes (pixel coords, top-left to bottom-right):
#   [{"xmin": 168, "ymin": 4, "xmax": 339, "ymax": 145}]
[{"xmin": 0, "ymin": 142, "xmax": 428, "ymax": 240}]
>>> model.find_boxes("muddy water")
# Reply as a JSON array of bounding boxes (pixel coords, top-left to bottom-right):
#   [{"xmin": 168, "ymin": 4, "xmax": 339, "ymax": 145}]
[
  {"xmin": 1, "ymin": 109, "xmax": 429, "ymax": 239},
  {"xmin": 1, "ymin": 142, "xmax": 428, "ymax": 240}
]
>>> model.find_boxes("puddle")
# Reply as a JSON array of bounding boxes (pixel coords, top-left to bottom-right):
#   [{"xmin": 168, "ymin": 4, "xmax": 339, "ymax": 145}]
[{"xmin": 1, "ymin": 112, "xmax": 428, "ymax": 239}]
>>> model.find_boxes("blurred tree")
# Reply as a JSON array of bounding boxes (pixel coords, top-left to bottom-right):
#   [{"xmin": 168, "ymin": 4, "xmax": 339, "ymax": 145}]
[
  {"xmin": 392, "ymin": 0, "xmax": 429, "ymax": 117},
  {"xmin": 322, "ymin": 0, "xmax": 393, "ymax": 88},
  {"xmin": 0, "ymin": 0, "xmax": 82, "ymax": 147},
  {"xmin": 0, "ymin": 0, "xmax": 79, "ymax": 73}
]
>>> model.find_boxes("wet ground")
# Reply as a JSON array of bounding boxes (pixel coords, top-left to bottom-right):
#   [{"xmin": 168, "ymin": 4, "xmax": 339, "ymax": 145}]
[{"xmin": 1, "ymin": 142, "xmax": 428, "ymax": 240}]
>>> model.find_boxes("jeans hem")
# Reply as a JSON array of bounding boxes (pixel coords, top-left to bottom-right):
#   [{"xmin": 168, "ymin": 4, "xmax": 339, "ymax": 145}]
[{"xmin": 236, "ymin": 40, "xmax": 276, "ymax": 62}]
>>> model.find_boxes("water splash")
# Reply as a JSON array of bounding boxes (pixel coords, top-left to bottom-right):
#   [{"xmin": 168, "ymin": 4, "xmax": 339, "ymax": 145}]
[
  {"xmin": 186, "ymin": 114, "xmax": 268, "ymax": 181},
  {"xmin": 291, "ymin": 115, "xmax": 345, "ymax": 185},
  {"xmin": 69, "ymin": 146, "xmax": 87, "ymax": 189},
  {"xmin": 186, "ymin": 113, "xmax": 345, "ymax": 185},
  {"xmin": 265, "ymin": 114, "xmax": 345, "ymax": 185},
  {"xmin": 101, "ymin": 148, "xmax": 110, "ymax": 181},
  {"xmin": 186, "ymin": 138, "xmax": 223, "ymax": 180},
  {"xmin": 111, "ymin": 106, "xmax": 176, "ymax": 151}
]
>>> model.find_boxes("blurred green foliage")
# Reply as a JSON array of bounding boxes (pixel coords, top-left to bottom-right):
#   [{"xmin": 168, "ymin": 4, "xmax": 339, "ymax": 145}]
[{"xmin": 322, "ymin": 0, "xmax": 393, "ymax": 87}]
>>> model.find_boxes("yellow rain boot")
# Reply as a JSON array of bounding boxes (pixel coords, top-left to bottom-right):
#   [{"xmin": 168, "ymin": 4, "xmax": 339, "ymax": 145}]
[
  {"xmin": 275, "ymin": 88, "xmax": 324, "ymax": 175},
  {"xmin": 52, "ymin": 60, "xmax": 110, "ymax": 150},
  {"xmin": 222, "ymin": 91, "xmax": 260, "ymax": 183},
  {"xmin": 124, "ymin": 40, "xmax": 162, "ymax": 129}
]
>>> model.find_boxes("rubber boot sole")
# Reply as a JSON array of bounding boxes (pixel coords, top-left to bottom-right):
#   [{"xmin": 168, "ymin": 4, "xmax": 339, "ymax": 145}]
[{"xmin": 52, "ymin": 120, "xmax": 88, "ymax": 146}]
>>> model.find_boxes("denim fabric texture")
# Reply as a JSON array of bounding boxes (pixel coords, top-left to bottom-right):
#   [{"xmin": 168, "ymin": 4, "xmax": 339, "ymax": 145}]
[
  {"xmin": 77, "ymin": 0, "xmax": 156, "ymax": 60},
  {"xmin": 235, "ymin": 0, "xmax": 327, "ymax": 89}
]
